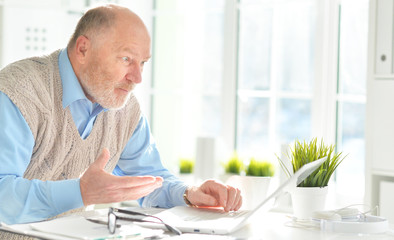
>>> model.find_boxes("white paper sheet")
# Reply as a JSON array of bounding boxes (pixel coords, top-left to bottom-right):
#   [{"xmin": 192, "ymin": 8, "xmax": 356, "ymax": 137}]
[{"xmin": 1, "ymin": 216, "xmax": 164, "ymax": 240}]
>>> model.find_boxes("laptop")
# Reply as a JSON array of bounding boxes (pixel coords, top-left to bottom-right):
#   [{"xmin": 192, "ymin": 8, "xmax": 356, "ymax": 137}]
[{"xmin": 149, "ymin": 156, "xmax": 328, "ymax": 235}]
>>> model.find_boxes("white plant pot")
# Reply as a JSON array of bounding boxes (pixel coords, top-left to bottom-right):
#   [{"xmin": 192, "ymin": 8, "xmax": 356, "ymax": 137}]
[
  {"xmin": 219, "ymin": 173, "xmax": 238, "ymax": 184},
  {"xmin": 291, "ymin": 187, "xmax": 328, "ymax": 220},
  {"xmin": 225, "ymin": 175, "xmax": 271, "ymax": 210}
]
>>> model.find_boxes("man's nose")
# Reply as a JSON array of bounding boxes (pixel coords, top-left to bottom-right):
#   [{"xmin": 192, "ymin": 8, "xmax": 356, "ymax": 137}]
[{"xmin": 127, "ymin": 63, "xmax": 142, "ymax": 84}]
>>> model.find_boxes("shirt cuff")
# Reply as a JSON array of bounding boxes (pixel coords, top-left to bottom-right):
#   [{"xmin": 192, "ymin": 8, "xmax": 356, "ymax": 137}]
[
  {"xmin": 50, "ymin": 179, "xmax": 84, "ymax": 214},
  {"xmin": 173, "ymin": 184, "xmax": 189, "ymax": 207}
]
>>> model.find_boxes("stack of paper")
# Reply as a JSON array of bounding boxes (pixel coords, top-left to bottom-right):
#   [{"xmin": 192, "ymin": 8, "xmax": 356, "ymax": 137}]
[{"xmin": 0, "ymin": 216, "xmax": 164, "ymax": 240}]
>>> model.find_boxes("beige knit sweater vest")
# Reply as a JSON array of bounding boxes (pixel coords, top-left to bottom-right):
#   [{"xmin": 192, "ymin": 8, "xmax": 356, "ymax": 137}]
[{"xmin": 0, "ymin": 50, "xmax": 141, "ymax": 240}]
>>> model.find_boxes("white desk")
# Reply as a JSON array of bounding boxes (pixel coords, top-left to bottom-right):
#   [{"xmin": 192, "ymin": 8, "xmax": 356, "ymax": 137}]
[
  {"xmin": 114, "ymin": 208, "xmax": 394, "ymax": 240},
  {"xmin": 230, "ymin": 211, "xmax": 394, "ymax": 240},
  {"xmin": 2, "ymin": 209, "xmax": 394, "ymax": 240}
]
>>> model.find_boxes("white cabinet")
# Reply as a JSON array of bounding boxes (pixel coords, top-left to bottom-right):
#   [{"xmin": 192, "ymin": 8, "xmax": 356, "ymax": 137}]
[
  {"xmin": 366, "ymin": 0, "xmax": 394, "ymax": 224},
  {"xmin": 380, "ymin": 181, "xmax": 394, "ymax": 223},
  {"xmin": 0, "ymin": 0, "xmax": 152, "ymax": 69},
  {"xmin": 375, "ymin": 0, "xmax": 394, "ymax": 74},
  {"xmin": 369, "ymin": 82, "xmax": 394, "ymax": 171},
  {"xmin": 0, "ymin": 1, "xmax": 81, "ymax": 68}
]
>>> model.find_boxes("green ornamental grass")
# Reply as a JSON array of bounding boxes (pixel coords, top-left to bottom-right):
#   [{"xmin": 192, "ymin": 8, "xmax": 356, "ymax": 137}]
[
  {"xmin": 179, "ymin": 158, "xmax": 194, "ymax": 174},
  {"xmin": 224, "ymin": 153, "xmax": 244, "ymax": 174},
  {"xmin": 278, "ymin": 138, "xmax": 346, "ymax": 187},
  {"xmin": 246, "ymin": 158, "xmax": 275, "ymax": 177}
]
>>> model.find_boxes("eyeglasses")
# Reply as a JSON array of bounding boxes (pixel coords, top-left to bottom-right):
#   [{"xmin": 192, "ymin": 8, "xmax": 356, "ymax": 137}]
[{"xmin": 107, "ymin": 207, "xmax": 181, "ymax": 235}]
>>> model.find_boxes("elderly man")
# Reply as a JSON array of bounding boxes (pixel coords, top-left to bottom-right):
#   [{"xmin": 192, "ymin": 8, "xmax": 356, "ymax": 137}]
[{"xmin": 0, "ymin": 4, "xmax": 242, "ymax": 239}]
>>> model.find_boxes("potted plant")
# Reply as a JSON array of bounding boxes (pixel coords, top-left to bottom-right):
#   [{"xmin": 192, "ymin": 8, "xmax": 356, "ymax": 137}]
[
  {"xmin": 234, "ymin": 158, "xmax": 275, "ymax": 209},
  {"xmin": 178, "ymin": 158, "xmax": 195, "ymax": 184},
  {"xmin": 220, "ymin": 152, "xmax": 244, "ymax": 183},
  {"xmin": 224, "ymin": 152, "xmax": 244, "ymax": 174},
  {"xmin": 246, "ymin": 158, "xmax": 275, "ymax": 177},
  {"xmin": 277, "ymin": 138, "xmax": 346, "ymax": 219},
  {"xmin": 179, "ymin": 158, "xmax": 194, "ymax": 174}
]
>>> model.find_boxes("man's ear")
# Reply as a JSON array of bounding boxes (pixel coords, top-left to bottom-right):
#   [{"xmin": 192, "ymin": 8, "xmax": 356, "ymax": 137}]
[{"xmin": 74, "ymin": 35, "xmax": 90, "ymax": 64}]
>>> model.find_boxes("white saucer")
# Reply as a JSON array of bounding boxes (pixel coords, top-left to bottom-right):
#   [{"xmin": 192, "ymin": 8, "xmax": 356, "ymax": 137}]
[{"xmin": 320, "ymin": 215, "xmax": 389, "ymax": 234}]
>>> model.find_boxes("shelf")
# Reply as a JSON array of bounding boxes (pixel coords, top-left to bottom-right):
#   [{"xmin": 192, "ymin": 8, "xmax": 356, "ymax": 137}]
[
  {"xmin": 374, "ymin": 75, "xmax": 394, "ymax": 79},
  {"xmin": 372, "ymin": 169, "xmax": 394, "ymax": 178}
]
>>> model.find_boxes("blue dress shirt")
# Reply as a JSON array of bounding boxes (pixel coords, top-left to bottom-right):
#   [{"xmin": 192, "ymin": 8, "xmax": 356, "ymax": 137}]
[{"xmin": 0, "ymin": 49, "xmax": 187, "ymax": 224}]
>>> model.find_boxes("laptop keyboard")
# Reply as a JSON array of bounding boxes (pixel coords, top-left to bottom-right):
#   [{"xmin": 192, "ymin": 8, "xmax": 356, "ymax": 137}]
[{"xmin": 182, "ymin": 209, "xmax": 249, "ymax": 221}]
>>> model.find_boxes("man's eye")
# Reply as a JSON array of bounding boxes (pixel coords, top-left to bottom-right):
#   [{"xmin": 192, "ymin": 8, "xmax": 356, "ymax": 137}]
[{"xmin": 122, "ymin": 57, "xmax": 129, "ymax": 62}]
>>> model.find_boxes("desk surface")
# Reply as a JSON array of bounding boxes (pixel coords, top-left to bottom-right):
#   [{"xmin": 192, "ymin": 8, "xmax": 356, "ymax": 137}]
[
  {"xmin": 230, "ymin": 211, "xmax": 394, "ymax": 240},
  {"xmin": 144, "ymin": 208, "xmax": 394, "ymax": 240},
  {"xmin": 2, "ymin": 208, "xmax": 394, "ymax": 240},
  {"xmin": 116, "ymin": 208, "xmax": 394, "ymax": 240}
]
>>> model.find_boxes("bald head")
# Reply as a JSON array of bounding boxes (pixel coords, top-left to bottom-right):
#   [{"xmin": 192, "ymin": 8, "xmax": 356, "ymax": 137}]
[{"xmin": 68, "ymin": 4, "xmax": 149, "ymax": 50}]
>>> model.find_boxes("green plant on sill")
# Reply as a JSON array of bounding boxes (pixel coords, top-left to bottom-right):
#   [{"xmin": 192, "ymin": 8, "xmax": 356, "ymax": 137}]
[
  {"xmin": 246, "ymin": 158, "xmax": 275, "ymax": 177},
  {"xmin": 224, "ymin": 152, "xmax": 244, "ymax": 174},
  {"xmin": 179, "ymin": 158, "xmax": 194, "ymax": 174},
  {"xmin": 277, "ymin": 138, "xmax": 346, "ymax": 187}
]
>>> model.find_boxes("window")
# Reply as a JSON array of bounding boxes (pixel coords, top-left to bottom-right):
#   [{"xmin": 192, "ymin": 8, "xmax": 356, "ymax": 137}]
[
  {"xmin": 237, "ymin": 0, "xmax": 316, "ymax": 158},
  {"xmin": 150, "ymin": 0, "xmax": 368, "ymax": 205},
  {"xmin": 335, "ymin": 0, "xmax": 369, "ymax": 204},
  {"xmin": 151, "ymin": 0, "xmax": 225, "ymax": 171}
]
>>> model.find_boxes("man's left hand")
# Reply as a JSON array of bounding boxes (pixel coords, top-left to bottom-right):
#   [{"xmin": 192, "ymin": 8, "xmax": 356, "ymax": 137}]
[{"xmin": 186, "ymin": 180, "xmax": 242, "ymax": 212}]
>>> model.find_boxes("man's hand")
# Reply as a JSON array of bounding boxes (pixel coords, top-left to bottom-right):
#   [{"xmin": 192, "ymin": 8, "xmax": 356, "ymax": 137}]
[
  {"xmin": 186, "ymin": 180, "xmax": 242, "ymax": 212},
  {"xmin": 80, "ymin": 148, "xmax": 163, "ymax": 206}
]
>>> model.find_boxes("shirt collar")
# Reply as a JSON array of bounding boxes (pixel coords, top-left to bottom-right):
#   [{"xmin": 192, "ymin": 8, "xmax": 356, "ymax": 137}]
[
  {"xmin": 58, "ymin": 49, "xmax": 108, "ymax": 113},
  {"xmin": 59, "ymin": 48, "xmax": 89, "ymax": 108},
  {"xmin": 58, "ymin": 48, "xmax": 91, "ymax": 108}
]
